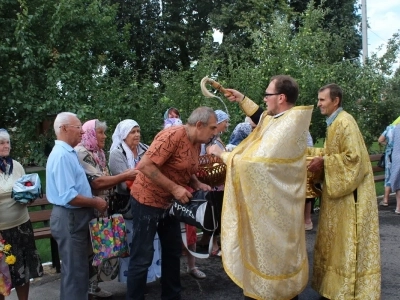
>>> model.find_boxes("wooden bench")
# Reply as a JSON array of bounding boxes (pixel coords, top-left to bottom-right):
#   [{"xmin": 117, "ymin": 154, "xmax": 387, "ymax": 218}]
[
  {"xmin": 369, "ymin": 153, "xmax": 385, "ymax": 183},
  {"xmin": 28, "ymin": 197, "xmax": 61, "ymax": 273}
]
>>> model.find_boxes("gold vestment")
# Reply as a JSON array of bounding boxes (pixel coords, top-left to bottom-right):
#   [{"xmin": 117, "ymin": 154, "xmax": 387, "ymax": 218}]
[
  {"xmin": 220, "ymin": 101, "xmax": 313, "ymax": 300},
  {"xmin": 310, "ymin": 111, "xmax": 381, "ymax": 299}
]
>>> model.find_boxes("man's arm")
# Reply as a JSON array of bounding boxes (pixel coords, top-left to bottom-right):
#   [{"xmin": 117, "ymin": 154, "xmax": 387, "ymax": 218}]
[
  {"xmin": 224, "ymin": 88, "xmax": 263, "ymax": 124},
  {"xmin": 136, "ymin": 155, "xmax": 192, "ymax": 203},
  {"xmin": 69, "ymin": 195, "xmax": 108, "ymax": 213}
]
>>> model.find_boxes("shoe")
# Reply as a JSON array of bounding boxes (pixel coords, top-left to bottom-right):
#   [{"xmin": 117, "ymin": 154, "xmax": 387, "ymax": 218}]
[
  {"xmin": 305, "ymin": 222, "xmax": 313, "ymax": 231},
  {"xmin": 188, "ymin": 267, "xmax": 206, "ymax": 279},
  {"xmin": 394, "ymin": 210, "xmax": 400, "ymax": 215},
  {"xmin": 379, "ymin": 200, "xmax": 389, "ymax": 207},
  {"xmin": 88, "ymin": 280, "xmax": 112, "ymax": 298}
]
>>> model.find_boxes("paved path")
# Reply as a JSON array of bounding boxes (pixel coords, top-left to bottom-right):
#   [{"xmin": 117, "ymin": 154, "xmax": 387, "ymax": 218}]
[{"xmin": 8, "ymin": 198, "xmax": 400, "ymax": 300}]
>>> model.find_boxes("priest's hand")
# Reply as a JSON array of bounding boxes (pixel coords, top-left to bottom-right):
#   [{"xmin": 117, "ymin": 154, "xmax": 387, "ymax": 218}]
[
  {"xmin": 308, "ymin": 156, "xmax": 324, "ymax": 172},
  {"xmin": 224, "ymin": 88, "xmax": 245, "ymax": 103}
]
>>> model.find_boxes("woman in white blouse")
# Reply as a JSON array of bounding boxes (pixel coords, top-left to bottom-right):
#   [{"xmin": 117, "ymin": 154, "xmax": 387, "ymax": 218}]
[{"xmin": 0, "ymin": 129, "xmax": 43, "ymax": 299}]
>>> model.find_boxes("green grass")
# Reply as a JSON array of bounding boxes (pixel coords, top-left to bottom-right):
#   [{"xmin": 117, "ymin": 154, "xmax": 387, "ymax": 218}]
[{"xmin": 35, "ymin": 240, "xmax": 51, "ymax": 263}]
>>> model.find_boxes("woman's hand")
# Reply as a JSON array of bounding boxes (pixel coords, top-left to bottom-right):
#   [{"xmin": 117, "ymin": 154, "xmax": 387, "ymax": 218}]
[
  {"xmin": 123, "ymin": 168, "xmax": 139, "ymax": 181},
  {"xmin": 378, "ymin": 135, "xmax": 386, "ymax": 145}
]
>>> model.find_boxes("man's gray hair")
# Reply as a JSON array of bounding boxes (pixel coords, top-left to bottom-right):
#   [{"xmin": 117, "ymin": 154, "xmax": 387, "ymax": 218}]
[
  {"xmin": 95, "ymin": 120, "xmax": 107, "ymax": 131},
  {"xmin": 187, "ymin": 107, "xmax": 216, "ymax": 126},
  {"xmin": 0, "ymin": 129, "xmax": 11, "ymax": 148},
  {"xmin": 54, "ymin": 112, "xmax": 77, "ymax": 136}
]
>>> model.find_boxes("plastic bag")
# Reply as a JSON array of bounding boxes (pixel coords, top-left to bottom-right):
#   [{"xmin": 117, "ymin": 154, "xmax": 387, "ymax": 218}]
[
  {"xmin": 12, "ymin": 173, "xmax": 42, "ymax": 204},
  {"xmin": 89, "ymin": 214, "xmax": 129, "ymax": 267}
]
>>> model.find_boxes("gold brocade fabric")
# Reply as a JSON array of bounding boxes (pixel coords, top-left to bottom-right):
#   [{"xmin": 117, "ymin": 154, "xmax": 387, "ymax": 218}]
[
  {"xmin": 311, "ymin": 111, "xmax": 381, "ymax": 300},
  {"xmin": 220, "ymin": 104, "xmax": 313, "ymax": 300},
  {"xmin": 239, "ymin": 96, "xmax": 260, "ymax": 116}
]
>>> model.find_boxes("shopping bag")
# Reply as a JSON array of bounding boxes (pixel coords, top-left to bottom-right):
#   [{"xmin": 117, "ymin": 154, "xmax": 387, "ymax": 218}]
[
  {"xmin": 11, "ymin": 173, "xmax": 42, "ymax": 204},
  {"xmin": 169, "ymin": 190, "xmax": 217, "ymax": 232},
  {"xmin": 89, "ymin": 214, "xmax": 129, "ymax": 266}
]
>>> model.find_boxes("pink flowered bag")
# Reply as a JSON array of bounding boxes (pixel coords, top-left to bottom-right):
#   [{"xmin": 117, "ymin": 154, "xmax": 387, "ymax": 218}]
[
  {"xmin": 0, "ymin": 256, "xmax": 12, "ymax": 296},
  {"xmin": 89, "ymin": 214, "xmax": 129, "ymax": 266}
]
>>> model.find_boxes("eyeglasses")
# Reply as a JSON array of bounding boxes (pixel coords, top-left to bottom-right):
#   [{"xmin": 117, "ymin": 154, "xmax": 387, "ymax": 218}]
[
  {"xmin": 60, "ymin": 124, "xmax": 82, "ymax": 130},
  {"xmin": 264, "ymin": 93, "xmax": 281, "ymax": 98}
]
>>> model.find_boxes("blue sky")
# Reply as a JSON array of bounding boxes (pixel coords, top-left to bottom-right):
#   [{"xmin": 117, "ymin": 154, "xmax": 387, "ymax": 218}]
[{"xmin": 366, "ymin": 0, "xmax": 400, "ymax": 58}]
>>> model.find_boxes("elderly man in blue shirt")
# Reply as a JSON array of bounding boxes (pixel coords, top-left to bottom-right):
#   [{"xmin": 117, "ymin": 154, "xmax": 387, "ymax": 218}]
[{"xmin": 46, "ymin": 112, "xmax": 108, "ymax": 300}]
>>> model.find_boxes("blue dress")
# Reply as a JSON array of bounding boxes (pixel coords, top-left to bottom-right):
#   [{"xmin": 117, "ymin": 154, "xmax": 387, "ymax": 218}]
[
  {"xmin": 389, "ymin": 125, "xmax": 400, "ymax": 191},
  {"xmin": 382, "ymin": 124, "xmax": 395, "ymax": 187}
]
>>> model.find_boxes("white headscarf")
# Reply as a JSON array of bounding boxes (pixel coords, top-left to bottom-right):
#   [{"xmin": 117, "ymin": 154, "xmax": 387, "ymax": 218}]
[
  {"xmin": 110, "ymin": 119, "xmax": 139, "ymax": 151},
  {"xmin": 110, "ymin": 120, "xmax": 140, "ymax": 168}
]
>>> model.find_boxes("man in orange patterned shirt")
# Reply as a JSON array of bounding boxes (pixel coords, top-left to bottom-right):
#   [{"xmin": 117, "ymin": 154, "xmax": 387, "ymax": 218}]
[{"xmin": 127, "ymin": 107, "xmax": 218, "ymax": 300}]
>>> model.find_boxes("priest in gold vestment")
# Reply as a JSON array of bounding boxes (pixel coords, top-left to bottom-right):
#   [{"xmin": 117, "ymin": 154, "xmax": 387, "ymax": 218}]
[
  {"xmin": 308, "ymin": 84, "xmax": 381, "ymax": 300},
  {"xmin": 210, "ymin": 75, "xmax": 312, "ymax": 300}
]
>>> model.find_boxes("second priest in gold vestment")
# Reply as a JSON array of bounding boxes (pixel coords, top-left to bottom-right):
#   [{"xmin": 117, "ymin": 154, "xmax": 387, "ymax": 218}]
[{"xmin": 308, "ymin": 84, "xmax": 381, "ymax": 300}]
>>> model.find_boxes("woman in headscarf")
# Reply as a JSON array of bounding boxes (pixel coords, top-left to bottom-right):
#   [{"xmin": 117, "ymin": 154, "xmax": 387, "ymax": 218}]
[
  {"xmin": 163, "ymin": 107, "xmax": 180, "ymax": 120},
  {"xmin": 75, "ymin": 119, "xmax": 137, "ymax": 298},
  {"xmin": 226, "ymin": 116, "xmax": 256, "ymax": 151},
  {"xmin": 109, "ymin": 119, "xmax": 149, "ymax": 213},
  {"xmin": 108, "ymin": 120, "xmax": 163, "ymax": 284},
  {"xmin": 0, "ymin": 128, "xmax": 43, "ymax": 299}
]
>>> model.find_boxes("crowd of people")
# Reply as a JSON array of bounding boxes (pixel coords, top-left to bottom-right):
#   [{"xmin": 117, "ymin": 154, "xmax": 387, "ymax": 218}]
[{"xmin": 0, "ymin": 74, "xmax": 389, "ymax": 300}]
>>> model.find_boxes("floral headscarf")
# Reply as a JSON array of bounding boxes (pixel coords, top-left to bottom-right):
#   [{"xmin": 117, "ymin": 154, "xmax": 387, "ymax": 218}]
[{"xmin": 79, "ymin": 119, "xmax": 107, "ymax": 168}]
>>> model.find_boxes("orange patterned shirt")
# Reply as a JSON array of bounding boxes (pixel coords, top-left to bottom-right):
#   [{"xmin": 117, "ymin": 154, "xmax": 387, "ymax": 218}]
[{"xmin": 130, "ymin": 126, "xmax": 200, "ymax": 208}]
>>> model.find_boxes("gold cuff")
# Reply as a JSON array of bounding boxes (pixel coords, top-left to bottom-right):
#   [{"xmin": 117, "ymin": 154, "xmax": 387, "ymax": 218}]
[{"xmin": 239, "ymin": 97, "xmax": 259, "ymax": 116}]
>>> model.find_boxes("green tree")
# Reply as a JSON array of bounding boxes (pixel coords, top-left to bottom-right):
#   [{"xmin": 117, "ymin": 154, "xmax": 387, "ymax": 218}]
[
  {"xmin": 0, "ymin": 0, "xmax": 128, "ymax": 164},
  {"xmin": 289, "ymin": 0, "xmax": 362, "ymax": 60}
]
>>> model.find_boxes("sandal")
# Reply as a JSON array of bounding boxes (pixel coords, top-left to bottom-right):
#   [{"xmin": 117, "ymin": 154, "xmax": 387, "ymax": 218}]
[
  {"xmin": 188, "ymin": 267, "xmax": 206, "ymax": 279},
  {"xmin": 394, "ymin": 210, "xmax": 400, "ymax": 215},
  {"xmin": 379, "ymin": 200, "xmax": 389, "ymax": 207}
]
